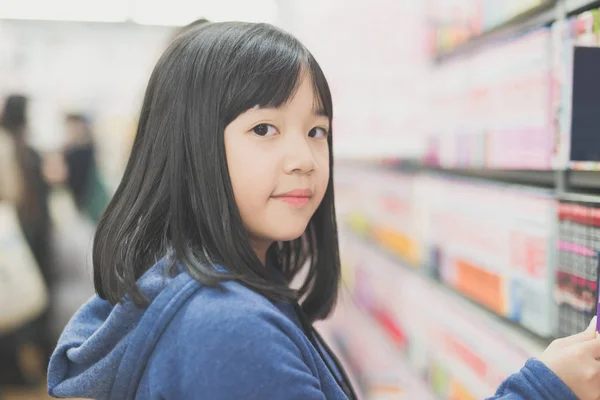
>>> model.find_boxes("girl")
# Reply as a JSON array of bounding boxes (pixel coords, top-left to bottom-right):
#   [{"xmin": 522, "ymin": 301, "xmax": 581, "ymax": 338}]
[{"xmin": 48, "ymin": 22, "xmax": 600, "ymax": 400}]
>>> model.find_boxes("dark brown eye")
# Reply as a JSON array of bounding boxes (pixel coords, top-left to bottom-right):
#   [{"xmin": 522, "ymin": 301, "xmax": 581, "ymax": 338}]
[
  {"xmin": 309, "ymin": 127, "xmax": 328, "ymax": 139},
  {"xmin": 252, "ymin": 124, "xmax": 277, "ymax": 137}
]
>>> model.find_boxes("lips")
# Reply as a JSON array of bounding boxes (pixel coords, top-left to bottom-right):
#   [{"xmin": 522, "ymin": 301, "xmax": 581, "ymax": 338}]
[
  {"xmin": 272, "ymin": 189, "xmax": 313, "ymax": 206},
  {"xmin": 273, "ymin": 189, "xmax": 313, "ymax": 198}
]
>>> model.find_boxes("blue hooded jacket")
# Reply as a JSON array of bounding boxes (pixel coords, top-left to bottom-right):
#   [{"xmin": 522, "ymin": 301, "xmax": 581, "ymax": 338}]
[{"xmin": 48, "ymin": 259, "xmax": 577, "ymax": 399}]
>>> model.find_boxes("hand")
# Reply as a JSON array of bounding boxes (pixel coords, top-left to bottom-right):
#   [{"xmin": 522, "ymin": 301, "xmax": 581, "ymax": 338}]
[{"xmin": 540, "ymin": 317, "xmax": 600, "ymax": 400}]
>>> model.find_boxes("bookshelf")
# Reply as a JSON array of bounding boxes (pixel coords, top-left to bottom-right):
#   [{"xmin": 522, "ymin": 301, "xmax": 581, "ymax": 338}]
[{"xmin": 325, "ymin": 3, "xmax": 600, "ymax": 398}]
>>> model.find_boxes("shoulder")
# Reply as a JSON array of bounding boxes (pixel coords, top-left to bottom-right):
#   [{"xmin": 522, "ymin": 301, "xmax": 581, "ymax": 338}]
[
  {"xmin": 143, "ymin": 280, "xmax": 325, "ymax": 399},
  {"xmin": 166, "ymin": 280, "xmax": 306, "ymax": 348}
]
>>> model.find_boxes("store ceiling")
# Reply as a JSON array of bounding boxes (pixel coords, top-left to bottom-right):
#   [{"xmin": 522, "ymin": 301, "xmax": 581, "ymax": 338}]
[{"xmin": 0, "ymin": 0, "xmax": 279, "ymax": 25}]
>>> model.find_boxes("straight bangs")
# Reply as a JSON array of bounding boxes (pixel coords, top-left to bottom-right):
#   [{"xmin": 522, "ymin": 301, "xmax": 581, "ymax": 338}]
[{"xmin": 219, "ymin": 27, "xmax": 331, "ymax": 125}]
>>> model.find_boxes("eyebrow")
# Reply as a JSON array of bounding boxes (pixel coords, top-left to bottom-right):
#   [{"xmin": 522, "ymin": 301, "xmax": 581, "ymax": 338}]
[
  {"xmin": 253, "ymin": 104, "xmax": 329, "ymax": 118},
  {"xmin": 312, "ymin": 102, "xmax": 328, "ymax": 117},
  {"xmin": 313, "ymin": 107, "xmax": 328, "ymax": 117}
]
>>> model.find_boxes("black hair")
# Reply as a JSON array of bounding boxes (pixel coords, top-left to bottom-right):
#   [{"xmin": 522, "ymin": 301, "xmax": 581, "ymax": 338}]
[
  {"xmin": 94, "ymin": 22, "xmax": 340, "ymax": 322},
  {"xmin": 65, "ymin": 112, "xmax": 94, "ymax": 142},
  {"xmin": 1, "ymin": 94, "xmax": 49, "ymax": 247},
  {"xmin": 65, "ymin": 113, "xmax": 88, "ymax": 124},
  {"xmin": 1, "ymin": 94, "xmax": 27, "ymax": 134},
  {"xmin": 171, "ymin": 18, "xmax": 211, "ymax": 41}
]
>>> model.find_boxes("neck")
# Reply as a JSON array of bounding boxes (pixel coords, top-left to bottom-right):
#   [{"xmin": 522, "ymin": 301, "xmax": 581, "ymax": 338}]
[
  {"xmin": 254, "ymin": 247, "xmax": 268, "ymax": 265},
  {"xmin": 249, "ymin": 238, "xmax": 272, "ymax": 265}
]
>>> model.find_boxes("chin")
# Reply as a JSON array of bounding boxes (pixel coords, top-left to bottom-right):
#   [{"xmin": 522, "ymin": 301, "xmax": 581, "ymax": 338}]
[{"xmin": 271, "ymin": 224, "xmax": 309, "ymax": 242}]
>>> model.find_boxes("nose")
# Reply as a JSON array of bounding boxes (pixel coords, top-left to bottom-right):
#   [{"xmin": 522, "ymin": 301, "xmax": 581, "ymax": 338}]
[{"xmin": 282, "ymin": 134, "xmax": 316, "ymax": 175}]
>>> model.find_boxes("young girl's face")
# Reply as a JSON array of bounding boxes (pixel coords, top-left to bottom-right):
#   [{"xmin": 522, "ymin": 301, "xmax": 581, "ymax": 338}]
[{"xmin": 225, "ymin": 73, "xmax": 330, "ymax": 262}]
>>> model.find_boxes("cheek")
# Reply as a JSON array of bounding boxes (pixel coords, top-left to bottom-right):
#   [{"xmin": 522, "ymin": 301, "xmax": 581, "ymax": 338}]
[{"xmin": 226, "ymin": 144, "xmax": 276, "ymax": 211}]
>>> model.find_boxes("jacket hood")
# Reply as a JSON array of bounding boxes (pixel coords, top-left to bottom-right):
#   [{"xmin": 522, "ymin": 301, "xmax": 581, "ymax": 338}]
[{"xmin": 47, "ymin": 258, "xmax": 201, "ymax": 399}]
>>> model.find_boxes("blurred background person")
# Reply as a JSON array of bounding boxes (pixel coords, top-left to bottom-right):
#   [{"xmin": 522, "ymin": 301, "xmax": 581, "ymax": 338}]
[
  {"xmin": 0, "ymin": 94, "xmax": 53, "ymax": 387},
  {"xmin": 64, "ymin": 113, "xmax": 109, "ymax": 223},
  {"xmin": 44, "ymin": 113, "xmax": 109, "ymax": 224}
]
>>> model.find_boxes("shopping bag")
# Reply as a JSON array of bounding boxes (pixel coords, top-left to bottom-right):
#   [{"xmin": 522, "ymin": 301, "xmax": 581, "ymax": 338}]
[
  {"xmin": 82, "ymin": 163, "xmax": 110, "ymax": 223},
  {"xmin": 0, "ymin": 202, "xmax": 49, "ymax": 334},
  {"xmin": 47, "ymin": 188, "xmax": 95, "ymax": 338}
]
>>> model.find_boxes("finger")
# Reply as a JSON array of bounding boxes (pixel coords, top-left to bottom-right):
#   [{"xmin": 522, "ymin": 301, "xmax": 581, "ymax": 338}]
[
  {"xmin": 591, "ymin": 316, "xmax": 600, "ymax": 339},
  {"xmin": 572, "ymin": 336, "xmax": 600, "ymax": 359},
  {"xmin": 587, "ymin": 316, "xmax": 597, "ymax": 333}
]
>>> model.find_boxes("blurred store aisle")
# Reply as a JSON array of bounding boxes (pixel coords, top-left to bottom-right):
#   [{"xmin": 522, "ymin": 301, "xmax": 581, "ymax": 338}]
[
  {"xmin": 1, "ymin": 386, "xmax": 49, "ymax": 399},
  {"xmin": 0, "ymin": 385, "xmax": 83, "ymax": 400}
]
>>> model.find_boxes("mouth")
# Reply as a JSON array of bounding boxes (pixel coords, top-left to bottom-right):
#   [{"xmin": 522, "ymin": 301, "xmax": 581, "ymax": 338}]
[{"xmin": 271, "ymin": 189, "xmax": 313, "ymax": 207}]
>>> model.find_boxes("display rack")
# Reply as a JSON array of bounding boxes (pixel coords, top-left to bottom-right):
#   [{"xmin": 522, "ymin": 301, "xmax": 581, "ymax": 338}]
[
  {"xmin": 426, "ymin": 0, "xmax": 600, "ymax": 177},
  {"xmin": 348, "ymin": 161, "xmax": 600, "ymax": 336},
  {"xmin": 327, "ymin": 3, "xmax": 600, "ymax": 398},
  {"xmin": 331, "ymin": 160, "xmax": 600, "ymax": 398},
  {"xmin": 329, "ymin": 216, "xmax": 550, "ymax": 399},
  {"xmin": 336, "ymin": 164, "xmax": 559, "ymax": 335},
  {"xmin": 567, "ymin": 0, "xmax": 600, "ymax": 14},
  {"xmin": 434, "ymin": 1, "xmax": 558, "ymax": 62},
  {"xmin": 394, "ymin": 167, "xmax": 600, "ymax": 196},
  {"xmin": 318, "ymin": 289, "xmax": 439, "ymax": 400},
  {"xmin": 433, "ymin": 0, "xmax": 600, "ymax": 62},
  {"xmin": 427, "ymin": 0, "xmax": 600, "ymax": 173},
  {"xmin": 555, "ymin": 201, "xmax": 600, "ymax": 336}
]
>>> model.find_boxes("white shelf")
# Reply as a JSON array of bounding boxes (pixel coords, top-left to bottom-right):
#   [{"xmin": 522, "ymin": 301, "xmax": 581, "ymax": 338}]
[
  {"xmin": 565, "ymin": 0, "xmax": 600, "ymax": 14},
  {"xmin": 350, "ymin": 235, "xmax": 550, "ymax": 357},
  {"xmin": 337, "ymin": 232, "xmax": 553, "ymax": 398}
]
